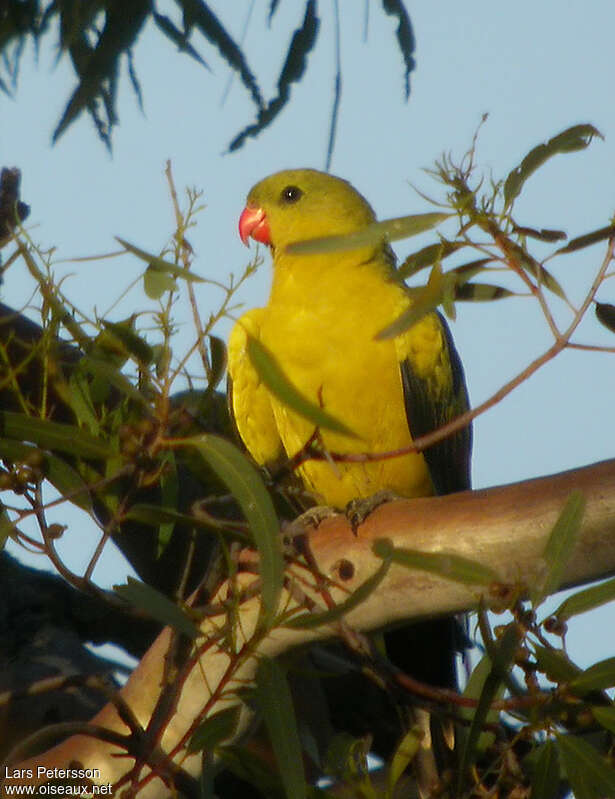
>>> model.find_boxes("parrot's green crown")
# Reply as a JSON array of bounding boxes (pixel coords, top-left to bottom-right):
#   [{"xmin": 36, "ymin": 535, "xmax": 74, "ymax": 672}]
[{"xmin": 244, "ymin": 168, "xmax": 377, "ymax": 249}]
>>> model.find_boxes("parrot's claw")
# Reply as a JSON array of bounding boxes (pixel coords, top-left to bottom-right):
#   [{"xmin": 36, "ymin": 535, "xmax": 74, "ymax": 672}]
[
  {"xmin": 345, "ymin": 490, "xmax": 401, "ymax": 534},
  {"xmin": 281, "ymin": 505, "xmax": 340, "ymax": 553}
]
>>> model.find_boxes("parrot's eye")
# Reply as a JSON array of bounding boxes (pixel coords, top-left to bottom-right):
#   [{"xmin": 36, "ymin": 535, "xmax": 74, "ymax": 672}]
[{"xmin": 279, "ymin": 185, "xmax": 303, "ymax": 204}]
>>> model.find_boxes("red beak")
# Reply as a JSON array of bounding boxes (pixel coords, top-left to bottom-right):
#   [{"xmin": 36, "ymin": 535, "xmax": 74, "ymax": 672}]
[{"xmin": 238, "ymin": 205, "xmax": 270, "ymax": 246}]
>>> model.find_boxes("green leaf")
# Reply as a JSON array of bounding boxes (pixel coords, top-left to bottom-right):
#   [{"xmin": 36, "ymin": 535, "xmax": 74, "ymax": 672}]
[
  {"xmin": 504, "ymin": 124, "xmax": 603, "ymax": 208},
  {"xmin": 458, "ymin": 624, "xmax": 520, "ymax": 788},
  {"xmin": 208, "ymin": 334, "xmax": 227, "ymax": 391},
  {"xmin": 116, "ymin": 237, "xmax": 205, "ymax": 282},
  {"xmin": 80, "ymin": 355, "xmax": 149, "ymax": 407},
  {"xmin": 531, "ymin": 491, "xmax": 585, "ymax": 606},
  {"xmin": 382, "ymin": 542, "xmax": 498, "ymax": 585},
  {"xmin": 254, "ymin": 657, "xmax": 306, "ymax": 799},
  {"xmin": 188, "ymin": 706, "xmax": 241, "ymax": 754},
  {"xmin": 459, "ymin": 655, "xmax": 503, "ymax": 753},
  {"xmin": 247, "ymin": 336, "xmax": 356, "ymax": 438},
  {"xmin": 533, "ymin": 644, "xmax": 581, "ymax": 684},
  {"xmin": 455, "ymin": 282, "xmax": 515, "ymax": 301},
  {"xmin": 285, "ymin": 554, "xmax": 391, "ymax": 630},
  {"xmin": 554, "ymin": 577, "xmax": 615, "ymax": 622},
  {"xmin": 556, "ymin": 733, "xmax": 615, "ymax": 799},
  {"xmin": 102, "ymin": 320, "xmax": 154, "ymax": 364},
  {"xmin": 387, "ymin": 727, "xmax": 422, "ymax": 793},
  {"xmin": 397, "ymin": 240, "xmax": 464, "ymax": 280},
  {"xmin": 569, "ymin": 657, "xmax": 615, "ymax": 695},
  {"xmin": 376, "ymin": 262, "xmax": 453, "ymax": 340},
  {"xmin": 513, "ymin": 225, "xmax": 567, "ymax": 243},
  {"xmin": 0, "ymin": 411, "xmax": 111, "ymax": 459},
  {"xmin": 286, "ymin": 212, "xmax": 450, "ymax": 256},
  {"xmin": 114, "ymin": 577, "xmax": 200, "ymax": 639},
  {"xmin": 591, "ymin": 705, "xmax": 615, "ymax": 735},
  {"xmin": 529, "ymin": 740, "xmax": 560, "ymax": 799},
  {"xmin": 596, "ymin": 302, "xmax": 615, "ymax": 335},
  {"xmin": 555, "ymin": 224, "xmax": 615, "ymax": 255},
  {"xmin": 143, "ymin": 266, "xmax": 177, "ymax": 299},
  {"xmin": 185, "ymin": 435, "xmax": 283, "ymax": 628},
  {"xmin": 0, "ymin": 441, "xmax": 92, "ymax": 510},
  {"xmin": 0, "ymin": 507, "xmax": 16, "ymax": 549}
]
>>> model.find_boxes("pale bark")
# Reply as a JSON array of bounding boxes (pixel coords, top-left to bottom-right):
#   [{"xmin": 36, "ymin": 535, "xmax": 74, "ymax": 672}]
[{"xmin": 4, "ymin": 458, "xmax": 615, "ymax": 797}]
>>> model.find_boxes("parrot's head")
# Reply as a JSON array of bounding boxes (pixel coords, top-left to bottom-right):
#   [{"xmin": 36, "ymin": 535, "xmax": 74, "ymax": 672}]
[{"xmin": 238, "ymin": 169, "xmax": 376, "ymax": 253}]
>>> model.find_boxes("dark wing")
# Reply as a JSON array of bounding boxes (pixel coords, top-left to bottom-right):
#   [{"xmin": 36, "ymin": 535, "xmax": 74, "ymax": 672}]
[{"xmin": 400, "ymin": 312, "xmax": 472, "ymax": 494}]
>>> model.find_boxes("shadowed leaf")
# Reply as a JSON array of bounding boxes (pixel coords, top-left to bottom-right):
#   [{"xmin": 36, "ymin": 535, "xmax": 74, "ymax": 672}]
[
  {"xmin": 115, "ymin": 576, "xmax": 201, "ymax": 638},
  {"xmin": 504, "ymin": 124, "xmax": 603, "ymax": 208},
  {"xmin": 0, "ymin": 411, "xmax": 111, "ymax": 459},
  {"xmin": 254, "ymin": 658, "xmax": 307, "ymax": 799},
  {"xmin": 229, "ymin": 1, "xmax": 319, "ymax": 152},
  {"xmin": 557, "ymin": 733, "xmax": 615, "ymax": 799},
  {"xmin": 555, "ymin": 576, "xmax": 615, "ymax": 622},
  {"xmin": 595, "ymin": 302, "xmax": 615, "ymax": 335},
  {"xmin": 185, "ymin": 434, "xmax": 283, "ymax": 627},
  {"xmin": 529, "ymin": 740, "xmax": 560, "ymax": 799},
  {"xmin": 188, "ymin": 706, "xmax": 241, "ymax": 753},
  {"xmin": 531, "ymin": 491, "xmax": 585, "ymax": 606},
  {"xmin": 288, "ymin": 212, "xmax": 449, "ymax": 256},
  {"xmin": 555, "ymin": 224, "xmax": 615, "ymax": 255},
  {"xmin": 382, "ymin": 0, "xmax": 416, "ymax": 98}
]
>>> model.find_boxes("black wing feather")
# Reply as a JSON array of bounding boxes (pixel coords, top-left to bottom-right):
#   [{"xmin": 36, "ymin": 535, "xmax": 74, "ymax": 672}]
[{"xmin": 400, "ymin": 312, "xmax": 472, "ymax": 495}]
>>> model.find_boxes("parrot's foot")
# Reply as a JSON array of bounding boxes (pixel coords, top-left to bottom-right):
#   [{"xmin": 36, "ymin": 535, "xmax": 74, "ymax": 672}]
[
  {"xmin": 346, "ymin": 490, "xmax": 401, "ymax": 534},
  {"xmin": 281, "ymin": 505, "xmax": 340, "ymax": 553}
]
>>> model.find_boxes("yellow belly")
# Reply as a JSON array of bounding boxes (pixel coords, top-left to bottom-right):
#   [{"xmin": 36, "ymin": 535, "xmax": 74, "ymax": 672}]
[{"xmin": 258, "ymin": 262, "xmax": 439, "ymax": 508}]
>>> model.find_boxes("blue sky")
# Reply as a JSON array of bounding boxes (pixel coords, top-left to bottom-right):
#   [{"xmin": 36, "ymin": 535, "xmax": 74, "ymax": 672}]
[{"xmin": 2, "ymin": 1, "xmax": 615, "ymax": 666}]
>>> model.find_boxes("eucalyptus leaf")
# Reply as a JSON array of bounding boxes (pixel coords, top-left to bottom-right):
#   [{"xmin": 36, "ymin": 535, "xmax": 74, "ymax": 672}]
[
  {"xmin": 247, "ymin": 335, "xmax": 356, "ymax": 438},
  {"xmin": 554, "ymin": 577, "xmax": 615, "ymax": 622},
  {"xmin": 595, "ymin": 302, "xmax": 615, "ymax": 335},
  {"xmin": 185, "ymin": 434, "xmax": 283, "ymax": 628},
  {"xmin": 0, "ymin": 411, "xmax": 111, "ymax": 459},
  {"xmin": 188, "ymin": 706, "xmax": 241, "ymax": 754},
  {"xmin": 531, "ymin": 491, "xmax": 585, "ymax": 606},
  {"xmin": 504, "ymin": 124, "xmax": 602, "ymax": 208},
  {"xmin": 254, "ymin": 658, "xmax": 307, "ymax": 799},
  {"xmin": 529, "ymin": 740, "xmax": 561, "ymax": 799},
  {"xmin": 556, "ymin": 733, "xmax": 615, "ymax": 799},
  {"xmin": 286, "ymin": 212, "xmax": 449, "ymax": 256},
  {"xmin": 114, "ymin": 577, "xmax": 200, "ymax": 639}
]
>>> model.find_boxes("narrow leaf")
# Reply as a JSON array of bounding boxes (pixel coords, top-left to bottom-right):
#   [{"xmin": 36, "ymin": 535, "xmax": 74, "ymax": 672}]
[
  {"xmin": 247, "ymin": 336, "xmax": 356, "ymax": 437},
  {"xmin": 596, "ymin": 302, "xmax": 615, "ymax": 335},
  {"xmin": 591, "ymin": 706, "xmax": 615, "ymax": 735},
  {"xmin": 254, "ymin": 657, "xmax": 307, "ymax": 799},
  {"xmin": 557, "ymin": 733, "xmax": 615, "ymax": 799},
  {"xmin": 397, "ymin": 240, "xmax": 464, "ymax": 280},
  {"xmin": 529, "ymin": 740, "xmax": 560, "ymax": 799},
  {"xmin": 114, "ymin": 577, "xmax": 200, "ymax": 639},
  {"xmin": 513, "ymin": 225, "xmax": 567, "ymax": 243},
  {"xmin": 554, "ymin": 577, "xmax": 615, "ymax": 622},
  {"xmin": 188, "ymin": 706, "xmax": 241, "ymax": 753},
  {"xmin": 455, "ymin": 283, "xmax": 515, "ymax": 301},
  {"xmin": 286, "ymin": 212, "xmax": 449, "ymax": 256},
  {"xmin": 533, "ymin": 644, "xmax": 581, "ymax": 684},
  {"xmin": 385, "ymin": 545, "xmax": 498, "ymax": 585},
  {"xmin": 0, "ymin": 411, "xmax": 111, "ymax": 459},
  {"xmin": 102, "ymin": 320, "xmax": 154, "ymax": 364},
  {"xmin": 144, "ymin": 267, "xmax": 177, "ymax": 299},
  {"xmin": 555, "ymin": 224, "xmax": 615, "ymax": 255},
  {"xmin": 569, "ymin": 657, "xmax": 615, "ymax": 695},
  {"xmin": 152, "ymin": 12, "xmax": 210, "ymax": 70},
  {"xmin": 376, "ymin": 262, "xmax": 451, "ymax": 340},
  {"xmin": 285, "ymin": 555, "xmax": 390, "ymax": 630},
  {"xmin": 116, "ymin": 238, "xmax": 205, "ymax": 282},
  {"xmin": 185, "ymin": 435, "xmax": 283, "ymax": 627},
  {"xmin": 531, "ymin": 491, "xmax": 585, "ymax": 606},
  {"xmin": 458, "ymin": 625, "xmax": 520, "ymax": 787},
  {"xmin": 504, "ymin": 124, "xmax": 602, "ymax": 208},
  {"xmin": 381, "ymin": 0, "xmax": 416, "ymax": 99}
]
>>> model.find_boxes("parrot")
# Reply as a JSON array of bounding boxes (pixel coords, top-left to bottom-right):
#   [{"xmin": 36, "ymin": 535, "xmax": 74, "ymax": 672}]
[{"xmin": 227, "ymin": 168, "xmax": 472, "ymax": 778}]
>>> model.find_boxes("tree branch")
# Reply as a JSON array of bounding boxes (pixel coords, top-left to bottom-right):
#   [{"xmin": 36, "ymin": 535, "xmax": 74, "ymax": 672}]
[{"xmin": 5, "ymin": 458, "xmax": 615, "ymax": 796}]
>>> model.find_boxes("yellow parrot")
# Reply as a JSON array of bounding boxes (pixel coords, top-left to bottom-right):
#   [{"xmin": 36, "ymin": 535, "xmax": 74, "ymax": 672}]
[{"xmin": 228, "ymin": 169, "xmax": 471, "ymax": 511}]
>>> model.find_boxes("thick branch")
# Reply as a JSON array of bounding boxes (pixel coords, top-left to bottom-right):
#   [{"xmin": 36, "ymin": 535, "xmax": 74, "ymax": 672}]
[{"xmin": 5, "ymin": 458, "xmax": 615, "ymax": 796}]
